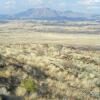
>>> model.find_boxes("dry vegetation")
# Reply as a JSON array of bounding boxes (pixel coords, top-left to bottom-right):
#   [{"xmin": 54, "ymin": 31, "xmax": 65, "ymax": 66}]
[
  {"xmin": 0, "ymin": 43, "xmax": 100, "ymax": 100},
  {"xmin": 0, "ymin": 21, "xmax": 100, "ymax": 46},
  {"xmin": 0, "ymin": 21, "xmax": 100, "ymax": 100}
]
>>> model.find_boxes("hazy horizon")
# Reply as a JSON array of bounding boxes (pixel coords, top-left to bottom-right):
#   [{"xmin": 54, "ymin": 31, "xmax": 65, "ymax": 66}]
[{"xmin": 0, "ymin": 0, "xmax": 100, "ymax": 15}]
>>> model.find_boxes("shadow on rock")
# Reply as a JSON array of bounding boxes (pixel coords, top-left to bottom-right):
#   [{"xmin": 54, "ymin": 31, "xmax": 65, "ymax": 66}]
[{"xmin": 0, "ymin": 76, "xmax": 20, "ymax": 95}]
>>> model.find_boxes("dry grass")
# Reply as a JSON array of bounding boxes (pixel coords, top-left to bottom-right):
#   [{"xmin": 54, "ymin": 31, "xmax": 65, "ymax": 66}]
[
  {"xmin": 0, "ymin": 21, "xmax": 100, "ymax": 47},
  {"xmin": 0, "ymin": 43, "xmax": 100, "ymax": 100},
  {"xmin": 0, "ymin": 21, "xmax": 100, "ymax": 100}
]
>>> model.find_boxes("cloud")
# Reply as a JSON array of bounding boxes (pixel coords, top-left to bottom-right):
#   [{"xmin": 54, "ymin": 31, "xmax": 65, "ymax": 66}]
[
  {"xmin": 28, "ymin": 0, "xmax": 43, "ymax": 3},
  {"xmin": 28, "ymin": 0, "xmax": 44, "ymax": 7},
  {"xmin": 4, "ymin": 0, "xmax": 16, "ymax": 9},
  {"xmin": 77, "ymin": 0, "xmax": 100, "ymax": 11},
  {"xmin": 78, "ymin": 0, "xmax": 100, "ymax": 6},
  {"xmin": 2, "ymin": 0, "xmax": 16, "ymax": 14},
  {"xmin": 25, "ymin": 0, "xmax": 46, "ymax": 7}
]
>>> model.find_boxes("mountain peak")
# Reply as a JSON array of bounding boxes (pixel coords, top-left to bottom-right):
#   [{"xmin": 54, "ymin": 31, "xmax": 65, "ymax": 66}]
[{"xmin": 0, "ymin": 8, "xmax": 100, "ymax": 21}]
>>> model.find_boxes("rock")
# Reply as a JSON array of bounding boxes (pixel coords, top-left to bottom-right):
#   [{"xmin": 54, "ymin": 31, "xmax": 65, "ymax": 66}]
[
  {"xmin": 16, "ymin": 87, "xmax": 27, "ymax": 96},
  {"xmin": 0, "ymin": 87, "xmax": 9, "ymax": 95}
]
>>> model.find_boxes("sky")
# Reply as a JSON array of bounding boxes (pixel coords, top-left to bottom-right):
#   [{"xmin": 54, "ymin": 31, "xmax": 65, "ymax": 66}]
[{"xmin": 0, "ymin": 0, "xmax": 100, "ymax": 14}]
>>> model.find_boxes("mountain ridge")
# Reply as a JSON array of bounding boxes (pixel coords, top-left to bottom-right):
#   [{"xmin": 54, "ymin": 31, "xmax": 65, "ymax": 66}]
[{"xmin": 0, "ymin": 8, "xmax": 100, "ymax": 21}]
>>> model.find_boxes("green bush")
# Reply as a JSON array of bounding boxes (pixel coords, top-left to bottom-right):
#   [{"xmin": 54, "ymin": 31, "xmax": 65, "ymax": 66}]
[{"xmin": 21, "ymin": 79, "xmax": 37, "ymax": 93}]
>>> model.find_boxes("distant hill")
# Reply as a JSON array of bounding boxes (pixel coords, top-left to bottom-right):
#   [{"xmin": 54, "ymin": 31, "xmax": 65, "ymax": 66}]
[
  {"xmin": 15, "ymin": 8, "xmax": 59, "ymax": 19},
  {"xmin": 14, "ymin": 8, "xmax": 89, "ymax": 20},
  {"xmin": 0, "ymin": 8, "xmax": 100, "ymax": 21},
  {"xmin": 0, "ymin": 14, "xmax": 11, "ymax": 20}
]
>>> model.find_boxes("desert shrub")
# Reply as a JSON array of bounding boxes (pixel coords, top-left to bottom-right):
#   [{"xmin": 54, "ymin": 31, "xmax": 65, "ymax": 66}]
[
  {"xmin": 95, "ymin": 81, "xmax": 100, "ymax": 87},
  {"xmin": 42, "ymin": 43, "xmax": 49, "ymax": 48},
  {"xmin": 55, "ymin": 44, "xmax": 63, "ymax": 51},
  {"xmin": 61, "ymin": 54, "xmax": 73, "ymax": 60},
  {"xmin": 21, "ymin": 79, "xmax": 37, "ymax": 93},
  {"xmin": 90, "ymin": 91, "xmax": 100, "ymax": 98},
  {"xmin": 36, "ymin": 48, "xmax": 45, "ymax": 56},
  {"xmin": 0, "ymin": 54, "xmax": 5, "ymax": 68},
  {"xmin": 79, "ymin": 57, "xmax": 98, "ymax": 65},
  {"xmin": 55, "ymin": 44, "xmax": 63, "ymax": 55}
]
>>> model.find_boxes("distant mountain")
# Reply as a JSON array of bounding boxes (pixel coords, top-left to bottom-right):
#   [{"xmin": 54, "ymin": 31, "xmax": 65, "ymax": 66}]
[
  {"xmin": 0, "ymin": 14, "xmax": 11, "ymax": 20},
  {"xmin": 14, "ymin": 8, "xmax": 88, "ymax": 20},
  {"xmin": 14, "ymin": 8, "xmax": 98, "ymax": 21},
  {"xmin": 0, "ymin": 8, "xmax": 100, "ymax": 21},
  {"xmin": 14, "ymin": 8, "xmax": 60, "ymax": 20}
]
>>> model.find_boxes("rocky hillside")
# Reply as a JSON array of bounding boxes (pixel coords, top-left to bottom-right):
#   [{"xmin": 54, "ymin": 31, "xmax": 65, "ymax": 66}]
[{"xmin": 0, "ymin": 43, "xmax": 100, "ymax": 100}]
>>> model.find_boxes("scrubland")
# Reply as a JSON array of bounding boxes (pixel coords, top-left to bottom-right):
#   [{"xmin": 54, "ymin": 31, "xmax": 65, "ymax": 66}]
[{"xmin": 0, "ymin": 21, "xmax": 100, "ymax": 100}]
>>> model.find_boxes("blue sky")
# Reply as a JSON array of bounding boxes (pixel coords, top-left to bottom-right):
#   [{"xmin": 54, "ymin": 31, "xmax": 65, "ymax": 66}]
[{"xmin": 0, "ymin": 0, "xmax": 100, "ymax": 14}]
